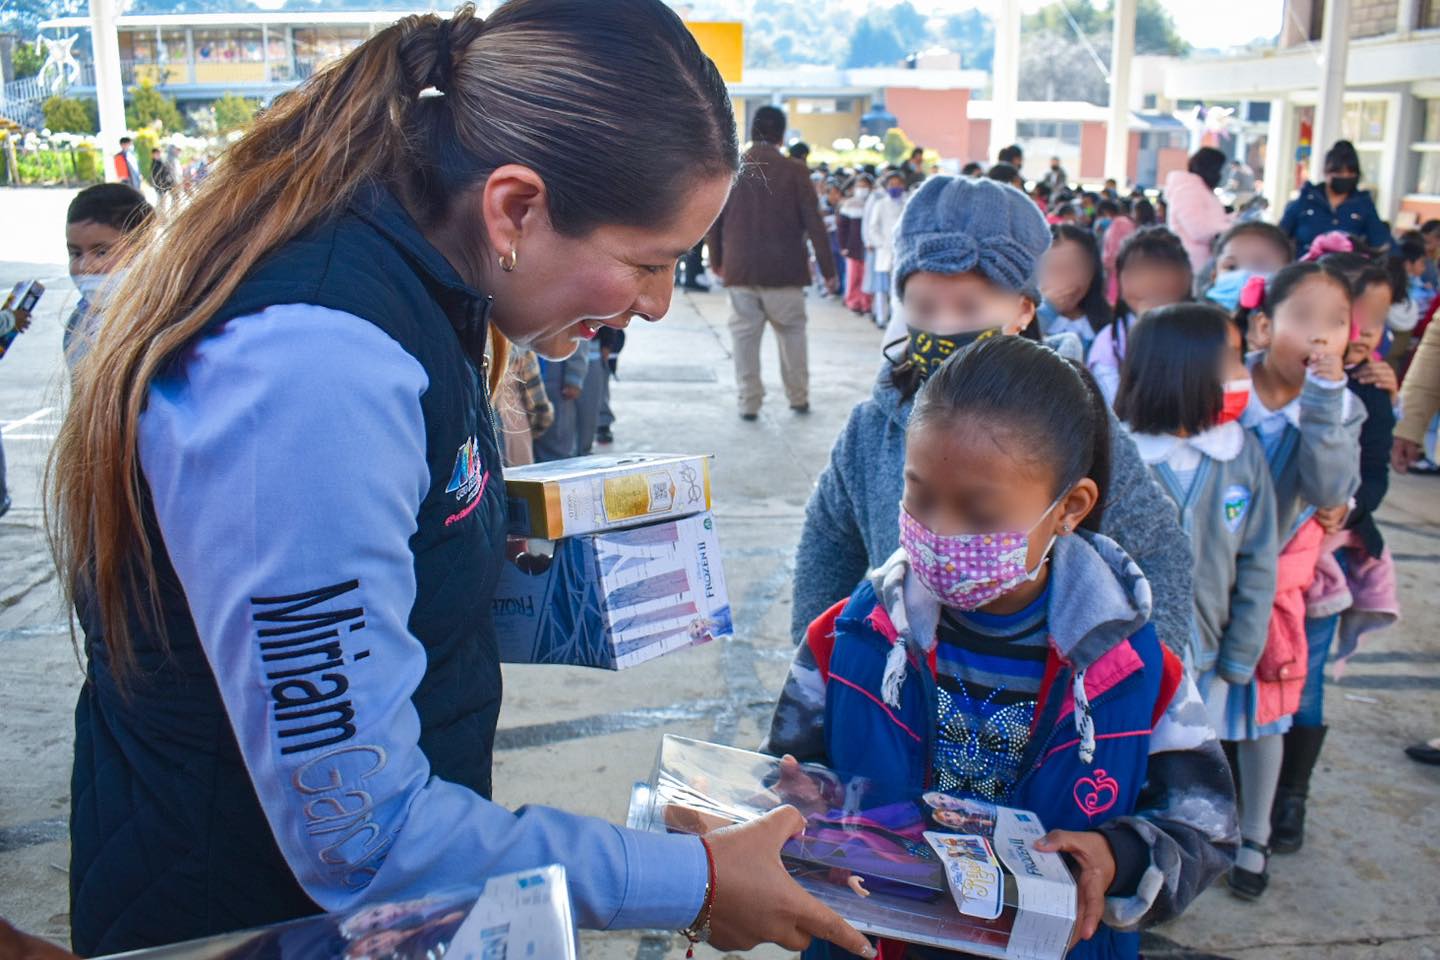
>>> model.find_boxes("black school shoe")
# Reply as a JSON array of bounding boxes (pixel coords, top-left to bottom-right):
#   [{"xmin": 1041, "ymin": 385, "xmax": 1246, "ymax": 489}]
[
  {"xmin": 1405, "ymin": 740, "xmax": 1440, "ymax": 765},
  {"xmin": 1228, "ymin": 840, "xmax": 1271, "ymax": 901},
  {"xmin": 595, "ymin": 426, "xmax": 614, "ymax": 445}
]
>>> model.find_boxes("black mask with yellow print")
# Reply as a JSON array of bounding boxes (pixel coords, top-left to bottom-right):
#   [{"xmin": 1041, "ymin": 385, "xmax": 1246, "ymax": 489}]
[{"xmin": 904, "ymin": 325, "xmax": 1004, "ymax": 379}]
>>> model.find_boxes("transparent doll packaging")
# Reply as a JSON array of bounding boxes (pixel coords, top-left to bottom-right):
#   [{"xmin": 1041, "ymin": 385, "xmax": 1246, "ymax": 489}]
[{"xmin": 627, "ymin": 736, "xmax": 1077, "ymax": 960}]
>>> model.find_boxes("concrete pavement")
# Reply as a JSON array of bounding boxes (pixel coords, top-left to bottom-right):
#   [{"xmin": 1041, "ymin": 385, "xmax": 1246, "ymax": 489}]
[{"xmin": 0, "ymin": 188, "xmax": 1437, "ymax": 959}]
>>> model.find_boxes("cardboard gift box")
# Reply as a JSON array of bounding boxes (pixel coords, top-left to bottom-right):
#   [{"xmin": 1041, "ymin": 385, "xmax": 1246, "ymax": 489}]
[
  {"xmin": 494, "ymin": 511, "xmax": 734, "ymax": 670},
  {"xmin": 94, "ymin": 865, "xmax": 578, "ymax": 959},
  {"xmin": 503, "ymin": 453, "xmax": 712, "ymax": 539},
  {"xmin": 628, "ymin": 736, "xmax": 1077, "ymax": 960}
]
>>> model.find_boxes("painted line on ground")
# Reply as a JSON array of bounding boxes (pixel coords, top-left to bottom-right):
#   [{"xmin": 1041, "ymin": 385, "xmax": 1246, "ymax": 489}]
[{"xmin": 1, "ymin": 407, "xmax": 54, "ymax": 435}]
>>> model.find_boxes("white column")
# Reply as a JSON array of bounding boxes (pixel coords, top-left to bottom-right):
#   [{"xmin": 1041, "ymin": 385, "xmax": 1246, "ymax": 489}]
[
  {"xmin": 990, "ymin": 0, "xmax": 1021, "ymax": 163},
  {"xmin": 1378, "ymin": 91, "xmax": 1414, "ymax": 221},
  {"xmin": 90, "ymin": 0, "xmax": 127, "ymax": 172},
  {"xmin": 1397, "ymin": 0, "xmax": 1420, "ymax": 34},
  {"xmin": 1263, "ymin": 96, "xmax": 1298, "ymax": 212},
  {"xmin": 261, "ymin": 23, "xmax": 270, "ymax": 82},
  {"xmin": 1105, "ymin": 0, "xmax": 1137, "ymax": 186},
  {"xmin": 1309, "ymin": 0, "xmax": 1351, "ymax": 184}
]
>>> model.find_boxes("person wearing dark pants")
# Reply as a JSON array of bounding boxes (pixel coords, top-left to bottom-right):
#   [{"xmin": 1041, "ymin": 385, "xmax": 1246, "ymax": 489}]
[
  {"xmin": 677, "ymin": 241, "xmax": 708, "ymax": 291},
  {"xmin": 534, "ymin": 348, "xmax": 590, "ymax": 462}
]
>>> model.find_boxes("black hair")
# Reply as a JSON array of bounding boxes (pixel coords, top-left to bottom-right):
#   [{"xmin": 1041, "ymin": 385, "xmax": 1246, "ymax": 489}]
[
  {"xmin": 1214, "ymin": 220, "xmax": 1294, "ymax": 265},
  {"xmin": 1323, "ymin": 139, "xmax": 1361, "ymax": 177},
  {"xmin": 987, "ymin": 162, "xmax": 1021, "ymax": 185},
  {"xmin": 998, "ymin": 144, "xmax": 1023, "ymax": 165},
  {"xmin": 1233, "ymin": 260, "xmax": 1353, "ymax": 334},
  {"xmin": 1050, "ymin": 224, "xmax": 1112, "ymax": 334},
  {"xmin": 910, "ymin": 146, "xmax": 925, "ymax": 159},
  {"xmin": 118, "ymin": 136, "xmax": 132, "ymax": 145},
  {"xmin": 1034, "ymin": 182, "xmax": 1053, "ymax": 199},
  {"xmin": 1096, "ymin": 199, "xmax": 1120, "ymax": 217},
  {"xmin": 751, "ymin": 105, "xmax": 786, "ymax": 144},
  {"xmin": 1133, "ymin": 198, "xmax": 1157, "ymax": 226},
  {"xmin": 1398, "ymin": 236, "xmax": 1426, "ymax": 263},
  {"xmin": 1383, "ymin": 251, "xmax": 1410, "ymax": 305},
  {"xmin": 1319, "ymin": 250, "xmax": 1391, "ymax": 305},
  {"xmin": 961, "ymin": 161, "xmax": 983, "ymax": 177},
  {"xmin": 1421, "ymin": 219, "xmax": 1440, "ymax": 237},
  {"xmin": 910, "ymin": 336, "xmax": 1110, "ymax": 532},
  {"xmin": 789, "ymin": 141, "xmax": 811, "ymax": 161},
  {"xmin": 1115, "ymin": 303, "xmax": 1232, "ymax": 435},
  {"xmin": 66, "ymin": 183, "xmax": 153, "ymax": 233},
  {"xmin": 1108, "ymin": 226, "xmax": 1194, "ymax": 362},
  {"xmin": 1188, "ymin": 147, "xmax": 1227, "ymax": 190}
]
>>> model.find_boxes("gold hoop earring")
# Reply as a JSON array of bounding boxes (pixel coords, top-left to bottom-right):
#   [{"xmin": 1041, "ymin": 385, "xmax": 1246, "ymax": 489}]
[{"xmin": 499, "ymin": 248, "xmax": 518, "ymax": 273}]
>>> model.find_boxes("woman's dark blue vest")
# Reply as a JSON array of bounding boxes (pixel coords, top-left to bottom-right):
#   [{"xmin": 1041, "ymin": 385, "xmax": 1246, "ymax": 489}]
[{"xmin": 68, "ymin": 183, "xmax": 508, "ymax": 956}]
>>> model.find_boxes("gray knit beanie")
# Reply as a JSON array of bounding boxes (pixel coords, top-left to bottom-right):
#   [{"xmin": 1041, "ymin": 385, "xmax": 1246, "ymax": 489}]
[{"xmin": 893, "ymin": 175, "xmax": 1052, "ymax": 294}]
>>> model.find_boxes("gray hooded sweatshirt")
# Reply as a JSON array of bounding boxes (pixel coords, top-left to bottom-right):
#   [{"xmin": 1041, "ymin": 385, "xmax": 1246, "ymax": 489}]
[
  {"xmin": 1132, "ymin": 423, "xmax": 1279, "ymax": 684},
  {"xmin": 791, "ymin": 361, "xmax": 1195, "ymax": 652}
]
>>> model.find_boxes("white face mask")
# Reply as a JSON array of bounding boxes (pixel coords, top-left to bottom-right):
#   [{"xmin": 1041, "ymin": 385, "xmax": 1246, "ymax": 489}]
[
  {"xmin": 853, "ymin": 187, "xmax": 870, "ymax": 201},
  {"xmin": 72, "ymin": 273, "xmax": 108, "ymax": 301},
  {"xmin": 72, "ymin": 269, "xmax": 125, "ymax": 304}
]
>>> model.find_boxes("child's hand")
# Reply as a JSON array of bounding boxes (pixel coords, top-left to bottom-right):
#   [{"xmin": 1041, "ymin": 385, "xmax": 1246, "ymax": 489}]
[
  {"xmin": 1033, "ymin": 829, "xmax": 1116, "ymax": 947},
  {"xmin": 1306, "ymin": 351, "xmax": 1344, "ymax": 383},
  {"xmin": 1353, "ymin": 359, "xmax": 1398, "ymax": 397},
  {"xmin": 1314, "ymin": 504, "xmax": 1348, "ymax": 534},
  {"xmin": 1393, "ymin": 437, "xmax": 1423, "ymax": 472}
]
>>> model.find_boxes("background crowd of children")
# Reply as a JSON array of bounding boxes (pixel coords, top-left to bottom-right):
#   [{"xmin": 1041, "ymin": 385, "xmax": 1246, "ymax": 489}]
[{"xmin": 762, "ymin": 139, "xmax": 1440, "ymax": 957}]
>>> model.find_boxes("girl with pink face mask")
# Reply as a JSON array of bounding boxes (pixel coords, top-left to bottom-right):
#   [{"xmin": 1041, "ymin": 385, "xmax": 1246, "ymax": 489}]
[{"xmin": 764, "ymin": 336, "xmax": 1238, "ymax": 960}]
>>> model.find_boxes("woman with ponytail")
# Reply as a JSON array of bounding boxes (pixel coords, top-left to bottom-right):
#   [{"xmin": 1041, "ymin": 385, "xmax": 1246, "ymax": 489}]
[{"xmin": 48, "ymin": 3, "xmax": 873, "ymax": 957}]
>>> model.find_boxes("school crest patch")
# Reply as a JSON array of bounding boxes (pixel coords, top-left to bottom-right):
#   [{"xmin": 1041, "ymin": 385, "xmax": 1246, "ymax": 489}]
[{"xmin": 1222, "ymin": 484, "xmax": 1251, "ymax": 533}]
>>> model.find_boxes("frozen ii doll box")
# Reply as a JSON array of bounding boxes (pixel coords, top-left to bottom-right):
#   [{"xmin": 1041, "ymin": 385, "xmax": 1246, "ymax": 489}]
[
  {"xmin": 93, "ymin": 865, "xmax": 577, "ymax": 960},
  {"xmin": 493, "ymin": 511, "xmax": 733, "ymax": 670},
  {"xmin": 627, "ymin": 736, "xmax": 1077, "ymax": 960}
]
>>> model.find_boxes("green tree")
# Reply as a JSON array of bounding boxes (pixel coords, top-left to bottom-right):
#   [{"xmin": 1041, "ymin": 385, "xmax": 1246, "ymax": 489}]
[
  {"xmin": 844, "ymin": 18, "xmax": 907, "ymax": 68},
  {"xmin": 125, "ymin": 80, "xmax": 184, "ymax": 133},
  {"xmin": 942, "ymin": 10, "xmax": 995, "ymax": 71},
  {"xmin": 12, "ymin": 42, "xmax": 44, "ymax": 80},
  {"xmin": 213, "ymin": 92, "xmax": 259, "ymax": 134},
  {"xmin": 882, "ymin": 127, "xmax": 914, "ymax": 166},
  {"xmin": 43, "ymin": 95, "xmax": 98, "ymax": 133},
  {"xmin": 1021, "ymin": 0, "xmax": 1188, "ymax": 57}
]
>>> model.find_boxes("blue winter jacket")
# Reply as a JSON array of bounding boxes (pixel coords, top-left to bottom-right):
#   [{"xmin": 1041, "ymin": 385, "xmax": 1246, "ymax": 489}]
[
  {"xmin": 765, "ymin": 533, "xmax": 1237, "ymax": 960},
  {"xmin": 1278, "ymin": 181, "xmax": 1391, "ymax": 254}
]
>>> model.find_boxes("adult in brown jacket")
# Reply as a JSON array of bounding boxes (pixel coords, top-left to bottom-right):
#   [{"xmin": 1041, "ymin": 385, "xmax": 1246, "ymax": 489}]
[{"xmin": 708, "ymin": 106, "xmax": 837, "ymax": 419}]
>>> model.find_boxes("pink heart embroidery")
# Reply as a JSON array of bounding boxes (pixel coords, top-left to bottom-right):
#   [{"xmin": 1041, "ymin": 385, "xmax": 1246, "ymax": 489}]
[{"xmin": 1073, "ymin": 769, "xmax": 1119, "ymax": 818}]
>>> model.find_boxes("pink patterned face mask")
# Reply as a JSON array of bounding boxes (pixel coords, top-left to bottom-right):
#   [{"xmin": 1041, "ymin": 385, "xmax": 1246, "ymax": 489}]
[{"xmin": 898, "ymin": 499, "xmax": 1061, "ymax": 611}]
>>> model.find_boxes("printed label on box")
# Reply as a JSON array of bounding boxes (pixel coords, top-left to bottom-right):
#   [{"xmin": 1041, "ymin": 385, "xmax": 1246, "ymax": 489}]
[
  {"xmin": 925, "ymin": 831, "xmax": 1004, "ymax": 920},
  {"xmin": 993, "ymin": 808, "xmax": 1076, "ymax": 958}
]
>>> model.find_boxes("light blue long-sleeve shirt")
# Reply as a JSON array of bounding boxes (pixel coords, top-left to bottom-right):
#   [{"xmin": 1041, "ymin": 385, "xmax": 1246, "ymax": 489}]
[{"xmin": 137, "ymin": 303, "xmax": 705, "ymax": 929}]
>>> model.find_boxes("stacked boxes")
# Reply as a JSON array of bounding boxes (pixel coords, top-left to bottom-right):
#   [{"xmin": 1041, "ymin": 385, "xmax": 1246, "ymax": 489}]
[{"xmin": 494, "ymin": 455, "xmax": 733, "ymax": 670}]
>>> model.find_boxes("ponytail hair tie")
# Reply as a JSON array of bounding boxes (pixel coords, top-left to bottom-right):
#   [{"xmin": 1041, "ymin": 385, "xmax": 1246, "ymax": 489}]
[
  {"xmin": 1239, "ymin": 273, "xmax": 1268, "ymax": 311},
  {"xmin": 428, "ymin": 18, "xmax": 456, "ymax": 93}
]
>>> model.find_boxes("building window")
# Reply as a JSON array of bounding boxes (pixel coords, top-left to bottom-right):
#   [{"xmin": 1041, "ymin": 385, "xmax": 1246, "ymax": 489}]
[
  {"xmin": 194, "ymin": 28, "xmax": 264, "ymax": 63},
  {"xmin": 1413, "ymin": 99, "xmax": 1440, "ymax": 196}
]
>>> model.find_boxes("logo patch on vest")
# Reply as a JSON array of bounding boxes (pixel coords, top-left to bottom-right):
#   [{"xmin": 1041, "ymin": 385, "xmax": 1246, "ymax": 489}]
[
  {"xmin": 444, "ymin": 436, "xmax": 489, "ymax": 527},
  {"xmin": 1222, "ymin": 484, "xmax": 1251, "ymax": 533},
  {"xmin": 1072, "ymin": 768, "xmax": 1119, "ymax": 819}
]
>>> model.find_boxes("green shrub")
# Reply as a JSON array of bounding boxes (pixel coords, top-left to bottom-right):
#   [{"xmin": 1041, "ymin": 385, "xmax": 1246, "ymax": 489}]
[
  {"xmin": 43, "ymin": 96, "xmax": 99, "ymax": 135},
  {"xmin": 125, "ymin": 81, "xmax": 184, "ymax": 134},
  {"xmin": 133, "ymin": 127, "xmax": 160, "ymax": 180},
  {"xmin": 213, "ymin": 93, "xmax": 259, "ymax": 135}
]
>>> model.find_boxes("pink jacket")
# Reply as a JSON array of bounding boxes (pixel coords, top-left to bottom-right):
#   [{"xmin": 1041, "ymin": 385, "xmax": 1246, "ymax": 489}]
[
  {"xmin": 1102, "ymin": 215, "xmax": 1137, "ymax": 304},
  {"xmin": 1163, "ymin": 170, "xmax": 1232, "ymax": 274},
  {"xmin": 1305, "ymin": 529, "xmax": 1401, "ymax": 671},
  {"xmin": 1256, "ymin": 519, "xmax": 1324, "ymax": 726}
]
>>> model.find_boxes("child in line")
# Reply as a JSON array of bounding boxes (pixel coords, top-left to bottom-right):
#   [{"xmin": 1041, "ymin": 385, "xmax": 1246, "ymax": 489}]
[
  {"xmin": 1037, "ymin": 224, "xmax": 1112, "ymax": 352},
  {"xmin": 839, "ymin": 175, "xmax": 874, "ymax": 316},
  {"xmin": 865, "ymin": 170, "xmax": 908, "ymax": 335},
  {"xmin": 1088, "ymin": 227, "xmax": 1193, "ymax": 405},
  {"xmin": 1202, "ymin": 223, "xmax": 1294, "ymax": 312},
  {"xmin": 791, "ymin": 176, "xmax": 1195, "ymax": 664},
  {"xmin": 766, "ymin": 335, "xmax": 1237, "ymax": 960},
  {"xmin": 63, "ymin": 183, "xmax": 153, "ymax": 376},
  {"xmin": 1223, "ymin": 262, "xmax": 1365, "ymax": 898},
  {"xmin": 1268, "ymin": 253, "xmax": 1400, "ymax": 855},
  {"xmin": 1115, "ymin": 304, "xmax": 1282, "ymax": 904}
]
